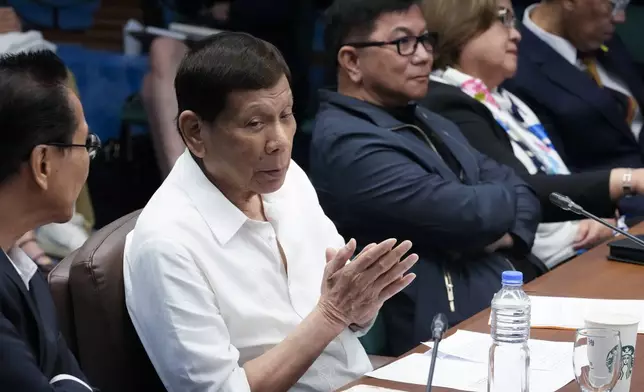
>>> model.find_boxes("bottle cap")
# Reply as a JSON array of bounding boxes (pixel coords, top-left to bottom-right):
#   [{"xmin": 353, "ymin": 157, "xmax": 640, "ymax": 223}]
[{"xmin": 501, "ymin": 270, "xmax": 523, "ymax": 285}]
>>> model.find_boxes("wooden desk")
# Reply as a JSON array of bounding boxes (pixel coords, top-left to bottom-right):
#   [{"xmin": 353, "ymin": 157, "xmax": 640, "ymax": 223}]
[{"xmin": 340, "ymin": 225, "xmax": 644, "ymax": 391}]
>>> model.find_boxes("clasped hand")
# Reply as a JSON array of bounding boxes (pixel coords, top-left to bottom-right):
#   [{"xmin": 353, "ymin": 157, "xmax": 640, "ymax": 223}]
[{"xmin": 317, "ymin": 238, "xmax": 418, "ymax": 329}]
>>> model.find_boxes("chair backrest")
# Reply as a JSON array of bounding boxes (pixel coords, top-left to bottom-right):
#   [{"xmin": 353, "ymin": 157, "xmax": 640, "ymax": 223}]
[{"xmin": 48, "ymin": 209, "xmax": 165, "ymax": 392}]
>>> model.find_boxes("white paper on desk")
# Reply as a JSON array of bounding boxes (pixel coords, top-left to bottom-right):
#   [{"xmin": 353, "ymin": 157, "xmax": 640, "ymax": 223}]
[
  {"xmin": 367, "ymin": 353, "xmax": 487, "ymax": 391},
  {"xmin": 346, "ymin": 385, "xmax": 403, "ymax": 392},
  {"xmin": 367, "ymin": 352, "xmax": 574, "ymax": 392},
  {"xmin": 529, "ymin": 296, "xmax": 644, "ymax": 333},
  {"xmin": 425, "ymin": 330, "xmax": 574, "ymax": 371},
  {"xmin": 343, "ymin": 386, "xmax": 406, "ymax": 391}
]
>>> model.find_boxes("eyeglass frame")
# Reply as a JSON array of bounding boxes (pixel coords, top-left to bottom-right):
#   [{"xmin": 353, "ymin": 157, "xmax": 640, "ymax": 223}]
[
  {"xmin": 44, "ymin": 133, "xmax": 102, "ymax": 160},
  {"xmin": 342, "ymin": 32, "xmax": 438, "ymax": 57},
  {"xmin": 497, "ymin": 7, "xmax": 517, "ymax": 29}
]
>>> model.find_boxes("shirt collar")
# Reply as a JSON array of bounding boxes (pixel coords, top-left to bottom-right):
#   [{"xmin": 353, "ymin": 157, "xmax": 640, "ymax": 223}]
[
  {"xmin": 5, "ymin": 247, "xmax": 38, "ymax": 289},
  {"xmin": 171, "ymin": 150, "xmax": 250, "ymax": 246},
  {"xmin": 318, "ymin": 89, "xmax": 418, "ymax": 130},
  {"xmin": 522, "ymin": 4, "xmax": 578, "ymax": 66}
]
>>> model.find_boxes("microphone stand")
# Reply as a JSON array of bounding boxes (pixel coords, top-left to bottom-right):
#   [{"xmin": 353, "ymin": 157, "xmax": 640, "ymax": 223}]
[
  {"xmin": 425, "ymin": 335, "xmax": 442, "ymax": 392},
  {"xmin": 549, "ymin": 192, "xmax": 644, "ymax": 248},
  {"xmin": 426, "ymin": 313, "xmax": 448, "ymax": 392}
]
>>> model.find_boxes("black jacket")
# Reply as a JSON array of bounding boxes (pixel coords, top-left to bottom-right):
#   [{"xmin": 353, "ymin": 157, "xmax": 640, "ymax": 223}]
[
  {"xmin": 421, "ymin": 81, "xmax": 617, "ymax": 223},
  {"xmin": 0, "ymin": 250, "xmax": 92, "ymax": 391}
]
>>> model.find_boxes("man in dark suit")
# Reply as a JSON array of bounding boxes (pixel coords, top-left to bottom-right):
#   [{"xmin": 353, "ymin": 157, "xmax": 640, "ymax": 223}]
[
  {"xmin": 504, "ymin": 0, "xmax": 644, "ymax": 213},
  {"xmin": 310, "ymin": 0, "xmax": 541, "ymax": 356},
  {"xmin": 0, "ymin": 51, "xmax": 99, "ymax": 391}
]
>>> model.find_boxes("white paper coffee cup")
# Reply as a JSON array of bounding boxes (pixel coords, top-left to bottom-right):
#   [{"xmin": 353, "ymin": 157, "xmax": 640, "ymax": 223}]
[{"xmin": 585, "ymin": 313, "xmax": 639, "ymax": 392}]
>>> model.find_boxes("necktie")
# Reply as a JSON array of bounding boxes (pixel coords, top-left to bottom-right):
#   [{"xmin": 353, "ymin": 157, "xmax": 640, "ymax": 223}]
[{"xmin": 580, "ymin": 55, "xmax": 638, "ymax": 126}]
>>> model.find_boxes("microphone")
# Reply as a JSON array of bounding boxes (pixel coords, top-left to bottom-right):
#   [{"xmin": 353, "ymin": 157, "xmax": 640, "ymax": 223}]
[
  {"xmin": 426, "ymin": 313, "xmax": 448, "ymax": 392},
  {"xmin": 549, "ymin": 192, "xmax": 644, "ymax": 248}
]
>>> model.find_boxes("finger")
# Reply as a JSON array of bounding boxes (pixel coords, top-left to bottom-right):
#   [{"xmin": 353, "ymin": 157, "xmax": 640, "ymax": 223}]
[
  {"xmin": 378, "ymin": 273, "xmax": 417, "ymax": 303},
  {"xmin": 364, "ymin": 240, "xmax": 414, "ymax": 282},
  {"xmin": 345, "ymin": 238, "xmax": 397, "ymax": 273},
  {"xmin": 373, "ymin": 253, "xmax": 419, "ymax": 291},
  {"xmin": 573, "ymin": 230, "xmax": 596, "ymax": 250},
  {"xmin": 325, "ymin": 248, "xmax": 338, "ymax": 263},
  {"xmin": 325, "ymin": 238, "xmax": 356, "ymax": 275},
  {"xmin": 354, "ymin": 243, "xmax": 377, "ymax": 260}
]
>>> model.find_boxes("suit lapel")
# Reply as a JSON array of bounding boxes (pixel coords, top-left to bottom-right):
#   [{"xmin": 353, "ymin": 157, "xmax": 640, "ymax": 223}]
[
  {"xmin": 0, "ymin": 250, "xmax": 46, "ymax": 370},
  {"xmin": 521, "ymin": 26, "xmax": 635, "ymax": 142}
]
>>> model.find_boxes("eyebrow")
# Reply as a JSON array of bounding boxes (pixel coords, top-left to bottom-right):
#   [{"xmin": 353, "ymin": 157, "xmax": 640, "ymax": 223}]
[{"xmin": 391, "ymin": 27, "xmax": 428, "ymax": 36}]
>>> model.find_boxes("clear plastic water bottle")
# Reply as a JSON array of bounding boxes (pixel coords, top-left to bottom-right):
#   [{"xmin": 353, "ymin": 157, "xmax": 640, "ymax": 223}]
[{"xmin": 488, "ymin": 270, "xmax": 531, "ymax": 392}]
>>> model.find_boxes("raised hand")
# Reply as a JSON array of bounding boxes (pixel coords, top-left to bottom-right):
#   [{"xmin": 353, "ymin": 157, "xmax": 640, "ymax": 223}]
[{"xmin": 317, "ymin": 238, "xmax": 418, "ymax": 329}]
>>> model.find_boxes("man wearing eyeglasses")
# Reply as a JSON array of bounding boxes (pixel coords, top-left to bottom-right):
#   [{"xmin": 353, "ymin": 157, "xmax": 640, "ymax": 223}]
[
  {"xmin": 310, "ymin": 0, "xmax": 542, "ymax": 356},
  {"xmin": 505, "ymin": 0, "xmax": 644, "ymax": 215},
  {"xmin": 0, "ymin": 50, "xmax": 100, "ymax": 391}
]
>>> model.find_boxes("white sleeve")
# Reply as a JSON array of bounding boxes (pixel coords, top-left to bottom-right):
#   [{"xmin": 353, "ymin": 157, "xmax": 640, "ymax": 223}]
[{"xmin": 124, "ymin": 238, "xmax": 251, "ymax": 392}]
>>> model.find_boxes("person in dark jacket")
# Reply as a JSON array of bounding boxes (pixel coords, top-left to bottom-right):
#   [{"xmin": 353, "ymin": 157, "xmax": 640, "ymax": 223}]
[
  {"xmin": 503, "ymin": 0, "xmax": 644, "ymax": 215},
  {"xmin": 310, "ymin": 0, "xmax": 541, "ymax": 356},
  {"xmin": 420, "ymin": 0, "xmax": 644, "ymax": 268},
  {"xmin": 0, "ymin": 51, "xmax": 100, "ymax": 391}
]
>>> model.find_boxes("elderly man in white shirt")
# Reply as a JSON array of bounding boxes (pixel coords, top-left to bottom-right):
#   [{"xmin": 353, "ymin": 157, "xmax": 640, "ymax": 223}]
[{"xmin": 123, "ymin": 32, "xmax": 419, "ymax": 392}]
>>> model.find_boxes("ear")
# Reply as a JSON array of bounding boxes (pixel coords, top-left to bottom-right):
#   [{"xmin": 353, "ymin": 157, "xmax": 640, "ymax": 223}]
[
  {"xmin": 338, "ymin": 46, "xmax": 362, "ymax": 84},
  {"xmin": 178, "ymin": 110, "xmax": 206, "ymax": 158},
  {"xmin": 28, "ymin": 145, "xmax": 50, "ymax": 191}
]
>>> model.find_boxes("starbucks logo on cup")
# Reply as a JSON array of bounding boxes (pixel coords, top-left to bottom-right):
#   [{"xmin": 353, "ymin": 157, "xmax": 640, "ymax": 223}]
[{"xmin": 606, "ymin": 345, "xmax": 635, "ymax": 380}]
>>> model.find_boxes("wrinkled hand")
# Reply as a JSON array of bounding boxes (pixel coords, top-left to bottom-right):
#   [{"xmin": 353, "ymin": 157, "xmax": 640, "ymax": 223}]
[
  {"xmin": 573, "ymin": 219, "xmax": 615, "ymax": 250},
  {"xmin": 0, "ymin": 7, "xmax": 21, "ymax": 34},
  {"xmin": 317, "ymin": 239, "xmax": 418, "ymax": 329},
  {"xmin": 484, "ymin": 233, "xmax": 514, "ymax": 253}
]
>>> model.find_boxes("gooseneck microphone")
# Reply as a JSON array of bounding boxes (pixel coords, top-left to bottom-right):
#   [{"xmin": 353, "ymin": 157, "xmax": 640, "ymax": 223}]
[
  {"xmin": 426, "ymin": 313, "xmax": 448, "ymax": 392},
  {"xmin": 549, "ymin": 192, "xmax": 644, "ymax": 248}
]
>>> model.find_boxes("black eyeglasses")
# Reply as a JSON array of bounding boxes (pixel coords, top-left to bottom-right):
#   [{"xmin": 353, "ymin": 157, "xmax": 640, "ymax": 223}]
[
  {"xmin": 45, "ymin": 133, "xmax": 102, "ymax": 160},
  {"xmin": 343, "ymin": 32, "xmax": 438, "ymax": 57},
  {"xmin": 497, "ymin": 7, "xmax": 517, "ymax": 29}
]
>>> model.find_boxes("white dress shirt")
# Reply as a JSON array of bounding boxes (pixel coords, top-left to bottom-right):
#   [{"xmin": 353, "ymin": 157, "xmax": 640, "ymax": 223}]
[
  {"xmin": 123, "ymin": 150, "xmax": 373, "ymax": 392},
  {"xmin": 523, "ymin": 4, "xmax": 643, "ymax": 139},
  {"xmin": 6, "ymin": 247, "xmax": 37, "ymax": 288}
]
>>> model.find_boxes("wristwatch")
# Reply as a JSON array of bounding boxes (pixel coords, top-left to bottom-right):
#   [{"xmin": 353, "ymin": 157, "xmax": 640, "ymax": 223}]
[{"xmin": 623, "ymin": 169, "xmax": 637, "ymax": 197}]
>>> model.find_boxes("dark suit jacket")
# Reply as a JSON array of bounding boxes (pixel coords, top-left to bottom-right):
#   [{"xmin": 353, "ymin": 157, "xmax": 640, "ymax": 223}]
[
  {"xmin": 310, "ymin": 90, "xmax": 541, "ymax": 355},
  {"xmin": 421, "ymin": 81, "xmax": 617, "ymax": 223},
  {"xmin": 504, "ymin": 26, "xmax": 644, "ymax": 172},
  {"xmin": 0, "ymin": 250, "xmax": 92, "ymax": 391}
]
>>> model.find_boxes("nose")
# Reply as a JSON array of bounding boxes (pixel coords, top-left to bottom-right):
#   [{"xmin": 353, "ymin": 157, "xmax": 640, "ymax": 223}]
[
  {"xmin": 612, "ymin": 10, "xmax": 626, "ymax": 24},
  {"xmin": 413, "ymin": 41, "xmax": 433, "ymax": 64},
  {"xmin": 510, "ymin": 26, "xmax": 522, "ymax": 43},
  {"xmin": 265, "ymin": 122, "xmax": 291, "ymax": 154}
]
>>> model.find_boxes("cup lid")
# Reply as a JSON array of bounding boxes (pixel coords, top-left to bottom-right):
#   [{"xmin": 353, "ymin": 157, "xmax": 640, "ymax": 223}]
[{"xmin": 585, "ymin": 311, "xmax": 641, "ymax": 327}]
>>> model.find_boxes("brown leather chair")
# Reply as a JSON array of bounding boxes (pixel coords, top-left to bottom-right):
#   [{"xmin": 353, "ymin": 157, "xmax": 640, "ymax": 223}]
[{"xmin": 48, "ymin": 209, "xmax": 165, "ymax": 392}]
